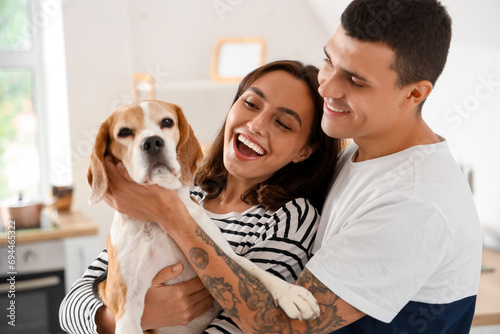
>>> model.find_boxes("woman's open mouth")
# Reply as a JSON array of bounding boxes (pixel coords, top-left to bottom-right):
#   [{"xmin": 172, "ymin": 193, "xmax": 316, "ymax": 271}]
[{"xmin": 234, "ymin": 133, "xmax": 266, "ymax": 158}]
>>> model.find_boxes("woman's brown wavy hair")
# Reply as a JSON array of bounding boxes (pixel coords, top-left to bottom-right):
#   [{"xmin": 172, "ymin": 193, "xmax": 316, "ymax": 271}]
[{"xmin": 194, "ymin": 60, "xmax": 343, "ymax": 213}]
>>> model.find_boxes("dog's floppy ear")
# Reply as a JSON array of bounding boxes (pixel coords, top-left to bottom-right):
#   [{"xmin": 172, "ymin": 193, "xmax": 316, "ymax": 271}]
[
  {"xmin": 174, "ymin": 104, "xmax": 204, "ymax": 186},
  {"xmin": 87, "ymin": 120, "xmax": 110, "ymax": 205}
]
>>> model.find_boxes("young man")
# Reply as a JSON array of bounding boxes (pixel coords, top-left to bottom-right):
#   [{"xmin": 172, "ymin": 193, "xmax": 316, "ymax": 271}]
[
  {"xmin": 305, "ymin": 0, "xmax": 483, "ymax": 332},
  {"xmin": 102, "ymin": 0, "xmax": 482, "ymax": 333}
]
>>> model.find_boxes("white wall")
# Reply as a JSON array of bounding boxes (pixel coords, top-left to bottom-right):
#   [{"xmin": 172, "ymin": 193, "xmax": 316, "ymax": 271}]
[
  {"xmin": 128, "ymin": 0, "xmax": 330, "ymax": 144},
  {"xmin": 128, "ymin": 0, "xmax": 329, "ymax": 81},
  {"xmin": 425, "ymin": 0, "xmax": 500, "ymax": 239},
  {"xmin": 62, "ymin": 0, "xmax": 133, "ymax": 249}
]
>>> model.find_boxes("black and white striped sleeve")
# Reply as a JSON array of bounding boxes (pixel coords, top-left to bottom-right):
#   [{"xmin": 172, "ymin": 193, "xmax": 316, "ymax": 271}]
[
  {"xmin": 243, "ymin": 198, "xmax": 319, "ymax": 283},
  {"xmin": 204, "ymin": 198, "xmax": 320, "ymax": 334},
  {"xmin": 59, "ymin": 249, "xmax": 108, "ymax": 334}
]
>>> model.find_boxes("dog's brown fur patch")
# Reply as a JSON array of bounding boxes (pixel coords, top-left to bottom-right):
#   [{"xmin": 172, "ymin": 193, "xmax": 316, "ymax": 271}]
[{"xmin": 98, "ymin": 237, "xmax": 127, "ymax": 322}]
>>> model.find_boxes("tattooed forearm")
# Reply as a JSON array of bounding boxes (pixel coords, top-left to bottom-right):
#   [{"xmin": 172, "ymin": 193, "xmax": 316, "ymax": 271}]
[
  {"xmin": 202, "ymin": 275, "xmax": 241, "ymax": 321},
  {"xmin": 297, "ymin": 269, "xmax": 346, "ymax": 332},
  {"xmin": 192, "ymin": 225, "xmax": 292, "ymax": 333},
  {"xmin": 189, "ymin": 247, "xmax": 208, "ymax": 269},
  {"xmin": 189, "ymin": 244, "xmax": 242, "ymax": 320}
]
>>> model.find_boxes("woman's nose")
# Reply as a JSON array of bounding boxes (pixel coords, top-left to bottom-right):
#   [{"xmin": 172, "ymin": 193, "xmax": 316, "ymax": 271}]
[{"xmin": 247, "ymin": 111, "xmax": 268, "ymax": 136}]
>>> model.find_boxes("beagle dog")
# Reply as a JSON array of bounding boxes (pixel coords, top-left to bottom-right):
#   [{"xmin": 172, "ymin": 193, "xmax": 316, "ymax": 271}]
[{"xmin": 88, "ymin": 100, "xmax": 319, "ymax": 334}]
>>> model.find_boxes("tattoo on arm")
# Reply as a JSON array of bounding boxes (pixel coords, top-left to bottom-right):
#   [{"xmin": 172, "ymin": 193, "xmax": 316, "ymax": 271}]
[
  {"xmin": 297, "ymin": 269, "xmax": 346, "ymax": 332},
  {"xmin": 201, "ymin": 275, "xmax": 241, "ymax": 320},
  {"xmin": 189, "ymin": 247, "xmax": 208, "ymax": 269},
  {"xmin": 189, "ymin": 226, "xmax": 292, "ymax": 333}
]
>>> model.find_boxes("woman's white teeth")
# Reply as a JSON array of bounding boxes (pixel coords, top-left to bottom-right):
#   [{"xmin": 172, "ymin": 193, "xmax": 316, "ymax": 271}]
[
  {"xmin": 238, "ymin": 134, "xmax": 264, "ymax": 155},
  {"xmin": 327, "ymin": 103, "xmax": 349, "ymax": 113}
]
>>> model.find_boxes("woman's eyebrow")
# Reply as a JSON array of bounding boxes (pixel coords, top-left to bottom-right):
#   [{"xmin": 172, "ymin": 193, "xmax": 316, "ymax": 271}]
[
  {"xmin": 278, "ymin": 107, "xmax": 302, "ymax": 126},
  {"xmin": 248, "ymin": 87, "xmax": 302, "ymax": 126},
  {"xmin": 248, "ymin": 87, "xmax": 267, "ymax": 101}
]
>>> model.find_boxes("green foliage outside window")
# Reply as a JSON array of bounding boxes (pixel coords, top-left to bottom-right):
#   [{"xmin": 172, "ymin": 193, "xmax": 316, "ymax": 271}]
[
  {"xmin": 0, "ymin": 0, "xmax": 37, "ymax": 200},
  {"xmin": 0, "ymin": 70, "xmax": 34, "ymax": 199},
  {"xmin": 0, "ymin": 0, "xmax": 32, "ymax": 51}
]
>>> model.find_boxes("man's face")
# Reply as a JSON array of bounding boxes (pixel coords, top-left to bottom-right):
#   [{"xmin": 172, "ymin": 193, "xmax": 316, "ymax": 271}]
[{"xmin": 318, "ymin": 25, "xmax": 410, "ymax": 142}]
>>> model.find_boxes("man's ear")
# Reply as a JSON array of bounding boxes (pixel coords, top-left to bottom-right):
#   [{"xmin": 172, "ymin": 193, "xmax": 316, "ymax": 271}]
[{"xmin": 404, "ymin": 80, "xmax": 433, "ymax": 109}]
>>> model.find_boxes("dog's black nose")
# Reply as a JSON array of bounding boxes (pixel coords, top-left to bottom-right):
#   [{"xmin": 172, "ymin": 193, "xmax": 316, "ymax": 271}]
[{"xmin": 142, "ymin": 136, "xmax": 165, "ymax": 155}]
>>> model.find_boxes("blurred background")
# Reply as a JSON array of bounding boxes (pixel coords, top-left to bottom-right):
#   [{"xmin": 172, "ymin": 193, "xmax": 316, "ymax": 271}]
[{"xmin": 0, "ymin": 1, "xmax": 499, "ymax": 332}]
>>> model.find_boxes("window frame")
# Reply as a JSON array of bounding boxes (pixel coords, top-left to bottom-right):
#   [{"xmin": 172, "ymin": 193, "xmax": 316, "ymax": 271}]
[{"xmin": 0, "ymin": 0, "xmax": 50, "ymax": 200}]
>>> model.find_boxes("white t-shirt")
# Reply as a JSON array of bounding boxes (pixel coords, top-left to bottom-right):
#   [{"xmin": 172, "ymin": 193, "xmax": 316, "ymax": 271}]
[{"xmin": 306, "ymin": 141, "xmax": 482, "ymax": 323}]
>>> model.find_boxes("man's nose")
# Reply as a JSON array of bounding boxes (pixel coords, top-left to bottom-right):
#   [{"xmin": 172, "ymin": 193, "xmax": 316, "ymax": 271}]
[{"xmin": 318, "ymin": 67, "xmax": 346, "ymax": 99}]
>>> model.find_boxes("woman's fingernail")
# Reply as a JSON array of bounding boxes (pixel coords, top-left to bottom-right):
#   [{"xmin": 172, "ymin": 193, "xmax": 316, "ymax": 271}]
[{"xmin": 173, "ymin": 263, "xmax": 183, "ymax": 272}]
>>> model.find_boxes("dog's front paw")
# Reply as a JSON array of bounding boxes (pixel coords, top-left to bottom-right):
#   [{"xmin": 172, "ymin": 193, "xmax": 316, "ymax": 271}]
[{"xmin": 272, "ymin": 284, "xmax": 320, "ymax": 321}]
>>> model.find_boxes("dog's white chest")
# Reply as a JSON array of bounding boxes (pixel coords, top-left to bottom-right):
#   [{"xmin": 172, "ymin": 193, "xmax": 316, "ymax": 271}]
[{"xmin": 110, "ymin": 212, "xmax": 196, "ymax": 286}]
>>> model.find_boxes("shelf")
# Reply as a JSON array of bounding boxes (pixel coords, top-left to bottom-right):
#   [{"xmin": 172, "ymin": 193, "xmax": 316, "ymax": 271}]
[{"xmin": 0, "ymin": 210, "xmax": 98, "ymax": 246}]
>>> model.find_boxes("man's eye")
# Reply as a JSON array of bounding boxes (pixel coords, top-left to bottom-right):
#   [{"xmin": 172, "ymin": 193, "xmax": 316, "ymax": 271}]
[
  {"xmin": 118, "ymin": 128, "xmax": 133, "ymax": 138},
  {"xmin": 161, "ymin": 118, "xmax": 174, "ymax": 128},
  {"xmin": 350, "ymin": 77, "xmax": 364, "ymax": 88}
]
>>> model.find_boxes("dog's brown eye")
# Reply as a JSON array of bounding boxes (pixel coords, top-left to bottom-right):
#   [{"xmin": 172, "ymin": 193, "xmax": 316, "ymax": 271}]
[
  {"xmin": 161, "ymin": 118, "xmax": 174, "ymax": 129},
  {"xmin": 118, "ymin": 128, "xmax": 133, "ymax": 138}
]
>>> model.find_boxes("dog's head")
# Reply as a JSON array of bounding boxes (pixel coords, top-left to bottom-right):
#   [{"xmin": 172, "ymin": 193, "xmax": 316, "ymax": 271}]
[{"xmin": 87, "ymin": 100, "xmax": 203, "ymax": 205}]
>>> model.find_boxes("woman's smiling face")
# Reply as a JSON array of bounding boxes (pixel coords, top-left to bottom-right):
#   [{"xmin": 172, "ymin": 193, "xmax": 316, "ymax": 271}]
[{"xmin": 223, "ymin": 70, "xmax": 315, "ymax": 185}]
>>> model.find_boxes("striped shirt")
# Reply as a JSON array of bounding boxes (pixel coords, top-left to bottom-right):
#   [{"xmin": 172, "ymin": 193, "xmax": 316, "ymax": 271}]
[{"xmin": 59, "ymin": 189, "xmax": 319, "ymax": 334}]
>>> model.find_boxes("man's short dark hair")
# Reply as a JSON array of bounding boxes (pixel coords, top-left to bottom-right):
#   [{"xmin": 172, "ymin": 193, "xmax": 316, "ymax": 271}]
[{"xmin": 341, "ymin": 0, "xmax": 452, "ymax": 88}]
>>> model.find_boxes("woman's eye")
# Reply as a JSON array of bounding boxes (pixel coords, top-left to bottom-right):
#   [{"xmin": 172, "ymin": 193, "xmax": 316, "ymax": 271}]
[
  {"xmin": 276, "ymin": 120, "xmax": 291, "ymax": 131},
  {"xmin": 244, "ymin": 100, "xmax": 258, "ymax": 109},
  {"xmin": 118, "ymin": 128, "xmax": 133, "ymax": 138},
  {"xmin": 161, "ymin": 118, "xmax": 174, "ymax": 129}
]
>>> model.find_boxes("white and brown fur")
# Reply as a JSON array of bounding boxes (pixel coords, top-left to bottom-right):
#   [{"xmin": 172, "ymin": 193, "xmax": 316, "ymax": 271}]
[{"xmin": 88, "ymin": 100, "xmax": 319, "ymax": 334}]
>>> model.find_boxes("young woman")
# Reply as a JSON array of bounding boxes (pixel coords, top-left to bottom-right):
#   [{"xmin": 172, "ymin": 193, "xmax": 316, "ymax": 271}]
[{"xmin": 59, "ymin": 60, "xmax": 343, "ymax": 334}]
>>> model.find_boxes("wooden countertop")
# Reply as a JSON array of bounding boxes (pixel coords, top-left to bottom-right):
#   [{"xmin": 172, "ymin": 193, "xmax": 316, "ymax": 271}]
[
  {"xmin": 0, "ymin": 210, "xmax": 98, "ymax": 246},
  {"xmin": 473, "ymin": 247, "xmax": 500, "ymax": 326}
]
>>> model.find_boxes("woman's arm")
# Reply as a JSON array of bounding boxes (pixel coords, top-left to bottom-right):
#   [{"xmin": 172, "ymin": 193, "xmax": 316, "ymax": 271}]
[
  {"xmin": 59, "ymin": 250, "xmax": 108, "ymax": 334},
  {"xmin": 103, "ymin": 158, "xmax": 365, "ymax": 333}
]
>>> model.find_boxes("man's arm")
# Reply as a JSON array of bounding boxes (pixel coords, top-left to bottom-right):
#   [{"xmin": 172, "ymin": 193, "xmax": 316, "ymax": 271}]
[{"xmin": 173, "ymin": 220, "xmax": 365, "ymax": 334}]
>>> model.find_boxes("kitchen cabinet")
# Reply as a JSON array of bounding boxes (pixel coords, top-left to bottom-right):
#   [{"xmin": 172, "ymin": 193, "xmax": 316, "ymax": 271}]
[
  {"xmin": 0, "ymin": 210, "xmax": 98, "ymax": 332},
  {"xmin": 0, "ymin": 209, "xmax": 99, "ymax": 292}
]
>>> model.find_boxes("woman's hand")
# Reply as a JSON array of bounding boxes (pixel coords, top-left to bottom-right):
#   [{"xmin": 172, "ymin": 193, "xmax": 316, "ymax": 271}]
[
  {"xmin": 95, "ymin": 264, "xmax": 215, "ymax": 333},
  {"xmin": 141, "ymin": 263, "xmax": 215, "ymax": 330},
  {"xmin": 102, "ymin": 157, "xmax": 185, "ymax": 228}
]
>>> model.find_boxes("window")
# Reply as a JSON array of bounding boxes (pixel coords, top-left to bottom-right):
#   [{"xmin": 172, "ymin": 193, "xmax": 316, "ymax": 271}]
[{"xmin": 0, "ymin": 0, "xmax": 47, "ymax": 201}]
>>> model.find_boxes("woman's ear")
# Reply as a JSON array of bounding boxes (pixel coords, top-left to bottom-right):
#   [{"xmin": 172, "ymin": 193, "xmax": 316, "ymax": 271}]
[{"xmin": 293, "ymin": 144, "xmax": 315, "ymax": 163}]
